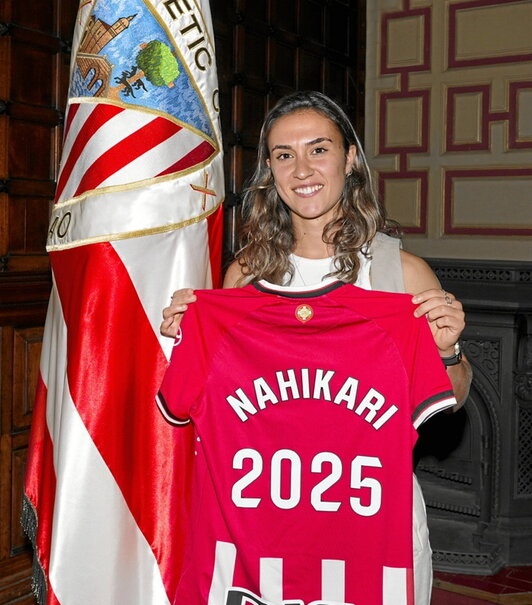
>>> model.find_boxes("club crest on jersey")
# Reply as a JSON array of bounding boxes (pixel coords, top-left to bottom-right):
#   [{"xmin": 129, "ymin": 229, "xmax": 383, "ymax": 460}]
[
  {"xmin": 295, "ymin": 304, "xmax": 313, "ymax": 323},
  {"xmin": 225, "ymin": 587, "xmax": 353, "ymax": 605}
]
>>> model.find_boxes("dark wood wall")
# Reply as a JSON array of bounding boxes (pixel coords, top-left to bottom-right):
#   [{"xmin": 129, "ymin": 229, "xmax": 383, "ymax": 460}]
[
  {"xmin": 0, "ymin": 0, "xmax": 365, "ymax": 602},
  {"xmin": 0, "ymin": 1, "xmax": 77, "ymax": 602}
]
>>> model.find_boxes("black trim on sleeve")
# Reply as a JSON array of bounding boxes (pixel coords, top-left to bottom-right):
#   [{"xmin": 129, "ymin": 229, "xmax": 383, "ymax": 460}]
[
  {"xmin": 155, "ymin": 391, "xmax": 191, "ymax": 427},
  {"xmin": 412, "ymin": 390, "xmax": 456, "ymax": 425}
]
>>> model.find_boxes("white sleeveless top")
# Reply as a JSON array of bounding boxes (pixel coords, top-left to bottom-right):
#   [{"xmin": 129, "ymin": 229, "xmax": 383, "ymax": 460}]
[{"xmin": 288, "ymin": 252, "xmax": 372, "ymax": 289}]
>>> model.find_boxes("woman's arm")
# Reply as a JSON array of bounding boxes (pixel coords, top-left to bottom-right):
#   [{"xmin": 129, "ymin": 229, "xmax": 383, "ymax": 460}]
[{"xmin": 401, "ymin": 250, "xmax": 472, "ymax": 409}]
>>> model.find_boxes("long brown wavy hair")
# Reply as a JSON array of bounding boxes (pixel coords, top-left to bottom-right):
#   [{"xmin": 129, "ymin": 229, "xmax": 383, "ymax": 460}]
[{"xmin": 234, "ymin": 91, "xmax": 398, "ymax": 285}]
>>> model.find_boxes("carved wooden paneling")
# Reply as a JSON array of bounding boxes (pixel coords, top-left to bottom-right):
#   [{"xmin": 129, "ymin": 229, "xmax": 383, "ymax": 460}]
[
  {"xmin": 11, "ymin": 448, "xmax": 29, "ymax": 556},
  {"xmin": 2, "ymin": 325, "xmax": 43, "ymax": 566},
  {"xmin": 13, "ymin": 327, "xmax": 43, "ymax": 432},
  {"xmin": 0, "ymin": 0, "xmax": 77, "ymax": 601},
  {"xmin": 0, "ymin": 552, "xmax": 33, "ymax": 605},
  {"xmin": 1, "ymin": 6, "xmax": 69, "ymax": 273},
  {"xmin": 0, "ymin": 321, "xmax": 47, "ymax": 604}
]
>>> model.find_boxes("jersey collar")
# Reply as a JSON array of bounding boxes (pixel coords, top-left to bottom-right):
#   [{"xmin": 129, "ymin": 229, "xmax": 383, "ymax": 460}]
[{"xmin": 253, "ymin": 279, "xmax": 345, "ymax": 298}]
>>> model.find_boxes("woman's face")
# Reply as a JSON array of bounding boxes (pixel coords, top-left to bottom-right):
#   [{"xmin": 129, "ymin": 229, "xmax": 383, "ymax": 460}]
[{"xmin": 266, "ymin": 109, "xmax": 356, "ymax": 225}]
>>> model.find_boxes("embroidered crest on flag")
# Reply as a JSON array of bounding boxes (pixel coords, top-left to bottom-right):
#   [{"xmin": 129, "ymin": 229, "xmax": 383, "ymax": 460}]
[{"xmin": 48, "ymin": 0, "xmax": 224, "ymax": 251}]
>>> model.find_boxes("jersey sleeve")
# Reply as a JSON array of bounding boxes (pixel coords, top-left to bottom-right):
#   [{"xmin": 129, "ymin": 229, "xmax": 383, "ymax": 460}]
[
  {"xmin": 408, "ymin": 314, "xmax": 457, "ymax": 429},
  {"xmin": 156, "ymin": 287, "xmax": 267, "ymax": 426},
  {"xmin": 156, "ymin": 302, "xmax": 209, "ymax": 426}
]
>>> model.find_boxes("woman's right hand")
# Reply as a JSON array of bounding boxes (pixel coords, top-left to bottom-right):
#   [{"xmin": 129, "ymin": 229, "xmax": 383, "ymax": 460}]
[{"xmin": 160, "ymin": 288, "xmax": 197, "ymax": 338}]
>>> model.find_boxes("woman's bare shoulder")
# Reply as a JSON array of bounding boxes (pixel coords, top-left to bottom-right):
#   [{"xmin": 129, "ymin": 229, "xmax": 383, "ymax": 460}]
[
  {"xmin": 223, "ymin": 259, "xmax": 247, "ymax": 288},
  {"xmin": 399, "ymin": 249, "xmax": 441, "ymax": 294}
]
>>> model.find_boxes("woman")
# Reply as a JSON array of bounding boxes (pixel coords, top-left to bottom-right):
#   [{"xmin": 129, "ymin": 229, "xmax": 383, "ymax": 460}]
[{"xmin": 161, "ymin": 91, "xmax": 472, "ymax": 604}]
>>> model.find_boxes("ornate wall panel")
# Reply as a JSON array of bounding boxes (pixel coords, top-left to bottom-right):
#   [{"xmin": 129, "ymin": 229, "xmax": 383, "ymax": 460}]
[{"xmin": 366, "ymin": 0, "xmax": 532, "ymax": 261}]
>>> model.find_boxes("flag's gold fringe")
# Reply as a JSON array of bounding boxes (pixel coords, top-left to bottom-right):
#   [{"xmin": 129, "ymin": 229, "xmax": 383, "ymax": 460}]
[
  {"xmin": 22, "ymin": 495, "xmax": 48, "ymax": 605},
  {"xmin": 53, "ymin": 154, "xmax": 221, "ymax": 209},
  {"xmin": 46, "ymin": 201, "xmax": 223, "ymax": 252},
  {"xmin": 68, "ymin": 96, "xmax": 219, "ymax": 150}
]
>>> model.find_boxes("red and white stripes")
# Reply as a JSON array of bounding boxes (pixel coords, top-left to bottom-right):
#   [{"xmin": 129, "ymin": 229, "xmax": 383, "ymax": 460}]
[{"xmin": 55, "ymin": 101, "xmax": 216, "ymax": 204}]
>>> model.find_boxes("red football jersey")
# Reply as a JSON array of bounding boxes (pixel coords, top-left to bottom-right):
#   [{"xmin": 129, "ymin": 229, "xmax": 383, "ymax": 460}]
[{"xmin": 157, "ymin": 281, "xmax": 456, "ymax": 605}]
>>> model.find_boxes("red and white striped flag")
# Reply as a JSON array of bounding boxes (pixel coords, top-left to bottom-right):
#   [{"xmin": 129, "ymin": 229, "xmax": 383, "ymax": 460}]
[{"xmin": 23, "ymin": 1, "xmax": 223, "ymax": 603}]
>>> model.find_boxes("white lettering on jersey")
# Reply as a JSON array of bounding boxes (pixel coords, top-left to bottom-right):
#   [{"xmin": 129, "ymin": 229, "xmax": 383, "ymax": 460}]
[
  {"xmin": 313, "ymin": 369, "xmax": 335, "ymax": 400},
  {"xmin": 254, "ymin": 377, "xmax": 279, "ymax": 409},
  {"xmin": 225, "ymin": 368, "xmax": 399, "ymax": 428},
  {"xmin": 226, "ymin": 388, "xmax": 259, "ymax": 422},
  {"xmin": 301, "ymin": 368, "xmax": 310, "ymax": 398},
  {"xmin": 354, "ymin": 387, "xmax": 386, "ymax": 422},
  {"xmin": 231, "ymin": 449, "xmax": 382, "ymax": 515},
  {"xmin": 333, "ymin": 377, "xmax": 359, "ymax": 409},
  {"xmin": 173, "ymin": 327, "xmax": 183, "ymax": 346},
  {"xmin": 276, "ymin": 369, "xmax": 300, "ymax": 401},
  {"xmin": 373, "ymin": 404, "xmax": 399, "ymax": 430}
]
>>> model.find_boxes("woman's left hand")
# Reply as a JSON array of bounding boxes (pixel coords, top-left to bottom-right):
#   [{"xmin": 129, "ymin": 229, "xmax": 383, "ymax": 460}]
[
  {"xmin": 411, "ymin": 288, "xmax": 465, "ymax": 356},
  {"xmin": 401, "ymin": 252, "xmax": 471, "ymax": 407}
]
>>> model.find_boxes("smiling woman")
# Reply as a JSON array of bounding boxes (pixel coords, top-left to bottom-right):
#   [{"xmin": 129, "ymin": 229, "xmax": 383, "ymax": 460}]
[
  {"xmin": 230, "ymin": 90, "xmax": 394, "ymax": 287},
  {"xmin": 266, "ymin": 110, "xmax": 357, "ymax": 228},
  {"xmin": 161, "ymin": 90, "xmax": 472, "ymax": 605}
]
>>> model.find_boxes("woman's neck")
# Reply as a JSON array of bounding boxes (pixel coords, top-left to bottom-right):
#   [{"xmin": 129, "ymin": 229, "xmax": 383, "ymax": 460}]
[{"xmin": 292, "ymin": 219, "xmax": 334, "ymax": 259}]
